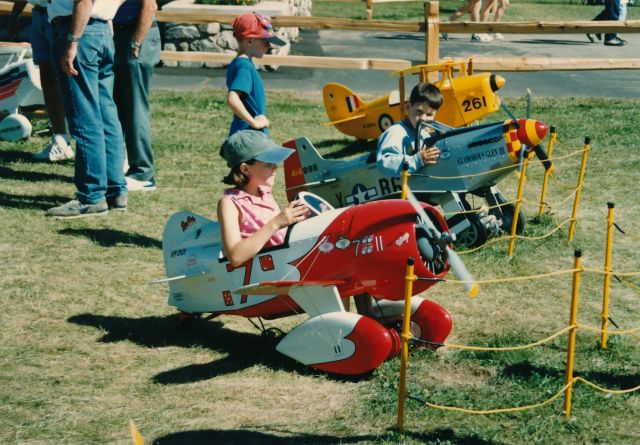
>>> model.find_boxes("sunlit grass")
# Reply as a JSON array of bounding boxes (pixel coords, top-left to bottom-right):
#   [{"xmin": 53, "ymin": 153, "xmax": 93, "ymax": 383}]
[{"xmin": 0, "ymin": 91, "xmax": 638, "ymax": 443}]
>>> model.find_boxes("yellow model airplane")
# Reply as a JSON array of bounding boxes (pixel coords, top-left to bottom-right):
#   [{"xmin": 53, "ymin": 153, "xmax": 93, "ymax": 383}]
[{"xmin": 323, "ymin": 60, "xmax": 505, "ymax": 140}]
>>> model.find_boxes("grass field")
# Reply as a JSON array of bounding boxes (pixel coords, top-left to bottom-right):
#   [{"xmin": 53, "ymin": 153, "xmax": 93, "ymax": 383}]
[
  {"xmin": 313, "ymin": 0, "xmax": 640, "ymax": 21},
  {"xmin": 1, "ymin": 90, "xmax": 639, "ymax": 444}
]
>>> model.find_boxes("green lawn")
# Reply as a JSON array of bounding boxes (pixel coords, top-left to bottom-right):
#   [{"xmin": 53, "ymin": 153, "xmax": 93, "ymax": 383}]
[
  {"xmin": 1, "ymin": 90, "xmax": 638, "ymax": 444},
  {"xmin": 313, "ymin": 0, "xmax": 640, "ymax": 22}
]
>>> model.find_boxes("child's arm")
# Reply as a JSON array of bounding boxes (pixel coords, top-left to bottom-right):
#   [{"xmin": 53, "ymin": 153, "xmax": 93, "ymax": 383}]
[
  {"xmin": 227, "ymin": 91, "xmax": 269, "ymax": 130},
  {"xmin": 218, "ymin": 197, "xmax": 308, "ymax": 267}
]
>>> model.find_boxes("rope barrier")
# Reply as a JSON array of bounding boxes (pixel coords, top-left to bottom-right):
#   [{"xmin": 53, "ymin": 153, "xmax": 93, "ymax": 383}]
[
  {"xmin": 574, "ymin": 377, "xmax": 640, "ymax": 395},
  {"xmin": 410, "ymin": 377, "xmax": 640, "ymax": 416},
  {"xmin": 577, "ymin": 323, "xmax": 640, "ymax": 336},
  {"xmin": 409, "ymin": 381, "xmax": 572, "ymax": 415},
  {"xmin": 584, "ymin": 267, "xmax": 640, "ymax": 277},
  {"xmin": 523, "ymin": 185, "xmax": 581, "ymax": 211},
  {"xmin": 440, "ymin": 268, "xmax": 579, "ymax": 285},
  {"xmin": 444, "ymin": 325, "xmax": 574, "ymax": 351},
  {"xmin": 454, "ymin": 217, "xmax": 572, "ymax": 254}
]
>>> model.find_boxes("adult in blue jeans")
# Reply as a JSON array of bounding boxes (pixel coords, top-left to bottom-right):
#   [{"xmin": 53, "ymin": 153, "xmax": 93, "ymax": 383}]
[
  {"xmin": 586, "ymin": 0, "xmax": 627, "ymax": 46},
  {"xmin": 47, "ymin": 0, "xmax": 128, "ymax": 218},
  {"xmin": 113, "ymin": 0, "xmax": 161, "ymax": 192}
]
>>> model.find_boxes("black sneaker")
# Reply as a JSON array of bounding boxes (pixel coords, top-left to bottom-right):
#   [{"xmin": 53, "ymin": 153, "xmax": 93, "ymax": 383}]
[
  {"xmin": 47, "ymin": 199, "xmax": 108, "ymax": 219},
  {"xmin": 107, "ymin": 194, "xmax": 128, "ymax": 211}
]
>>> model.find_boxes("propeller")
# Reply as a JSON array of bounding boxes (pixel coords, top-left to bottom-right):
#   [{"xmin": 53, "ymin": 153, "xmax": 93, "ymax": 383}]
[
  {"xmin": 502, "ymin": 103, "xmax": 553, "ymax": 173},
  {"xmin": 406, "ymin": 191, "xmax": 478, "ymax": 298}
]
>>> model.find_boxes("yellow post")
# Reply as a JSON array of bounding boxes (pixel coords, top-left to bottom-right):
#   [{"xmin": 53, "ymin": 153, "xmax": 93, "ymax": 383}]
[
  {"xmin": 424, "ymin": 2, "xmax": 440, "ymax": 83},
  {"xmin": 397, "ymin": 258, "xmax": 416, "ymax": 433},
  {"xmin": 600, "ymin": 202, "xmax": 615, "ymax": 349},
  {"xmin": 537, "ymin": 126, "xmax": 557, "ymax": 217},
  {"xmin": 507, "ymin": 155, "xmax": 529, "ymax": 257},
  {"xmin": 401, "ymin": 162, "xmax": 410, "ymax": 200},
  {"xmin": 564, "ymin": 250, "xmax": 583, "ymax": 420},
  {"xmin": 568, "ymin": 137, "xmax": 591, "ymax": 242},
  {"xmin": 366, "ymin": 0, "xmax": 373, "ymax": 20}
]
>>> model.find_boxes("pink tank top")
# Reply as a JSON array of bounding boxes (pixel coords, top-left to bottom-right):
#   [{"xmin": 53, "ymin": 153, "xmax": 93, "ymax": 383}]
[{"xmin": 223, "ymin": 187, "xmax": 287, "ymax": 247}]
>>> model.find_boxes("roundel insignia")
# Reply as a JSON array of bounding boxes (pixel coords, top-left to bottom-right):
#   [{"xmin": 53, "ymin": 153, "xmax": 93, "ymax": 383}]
[
  {"xmin": 319, "ymin": 242, "xmax": 334, "ymax": 253},
  {"xmin": 378, "ymin": 114, "xmax": 393, "ymax": 132},
  {"xmin": 335, "ymin": 238, "xmax": 350, "ymax": 250}
]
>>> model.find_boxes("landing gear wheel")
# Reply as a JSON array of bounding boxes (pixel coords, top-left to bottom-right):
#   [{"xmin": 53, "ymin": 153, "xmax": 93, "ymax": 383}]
[
  {"xmin": 378, "ymin": 113, "xmax": 394, "ymax": 133},
  {"xmin": 262, "ymin": 327, "xmax": 285, "ymax": 341},
  {"xmin": 455, "ymin": 214, "xmax": 488, "ymax": 248},
  {"xmin": 500, "ymin": 203, "xmax": 525, "ymax": 235}
]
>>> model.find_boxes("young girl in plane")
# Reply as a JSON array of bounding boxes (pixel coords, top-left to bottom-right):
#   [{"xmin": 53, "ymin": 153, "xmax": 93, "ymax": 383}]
[{"xmin": 218, "ymin": 130, "xmax": 309, "ymax": 267}]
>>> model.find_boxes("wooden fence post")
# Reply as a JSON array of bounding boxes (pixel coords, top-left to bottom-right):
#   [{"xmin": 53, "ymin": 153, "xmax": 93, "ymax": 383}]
[
  {"xmin": 366, "ymin": 0, "xmax": 373, "ymax": 20},
  {"xmin": 424, "ymin": 1, "xmax": 440, "ymax": 82}
]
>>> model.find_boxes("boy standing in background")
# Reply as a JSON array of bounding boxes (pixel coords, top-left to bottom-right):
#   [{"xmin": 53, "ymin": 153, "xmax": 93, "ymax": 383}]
[{"xmin": 226, "ymin": 12, "xmax": 285, "ymax": 137}]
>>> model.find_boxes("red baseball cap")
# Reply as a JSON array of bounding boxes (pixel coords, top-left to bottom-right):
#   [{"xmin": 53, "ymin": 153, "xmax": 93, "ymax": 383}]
[{"xmin": 232, "ymin": 12, "xmax": 286, "ymax": 46}]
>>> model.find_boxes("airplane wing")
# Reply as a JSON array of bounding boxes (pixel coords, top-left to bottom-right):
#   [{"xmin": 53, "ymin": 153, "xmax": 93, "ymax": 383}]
[
  {"xmin": 236, "ymin": 281, "xmax": 347, "ymax": 317},
  {"xmin": 324, "ymin": 113, "xmax": 366, "ymax": 126}
]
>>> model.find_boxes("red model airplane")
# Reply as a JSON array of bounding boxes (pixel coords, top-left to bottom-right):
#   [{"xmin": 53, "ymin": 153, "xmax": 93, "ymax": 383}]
[{"xmin": 158, "ymin": 194, "xmax": 474, "ymax": 375}]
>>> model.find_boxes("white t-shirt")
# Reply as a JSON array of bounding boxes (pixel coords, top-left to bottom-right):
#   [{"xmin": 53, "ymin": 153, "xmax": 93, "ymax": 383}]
[{"xmin": 48, "ymin": 0, "xmax": 126, "ymax": 21}]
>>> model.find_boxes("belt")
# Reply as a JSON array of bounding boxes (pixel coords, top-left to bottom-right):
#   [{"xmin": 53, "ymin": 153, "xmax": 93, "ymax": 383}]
[
  {"xmin": 32, "ymin": 5, "xmax": 47, "ymax": 14},
  {"xmin": 51, "ymin": 16, "xmax": 107, "ymax": 28}
]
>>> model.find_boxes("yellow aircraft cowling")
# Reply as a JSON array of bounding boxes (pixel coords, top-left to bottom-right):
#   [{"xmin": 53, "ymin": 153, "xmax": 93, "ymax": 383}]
[{"xmin": 436, "ymin": 73, "xmax": 505, "ymax": 129}]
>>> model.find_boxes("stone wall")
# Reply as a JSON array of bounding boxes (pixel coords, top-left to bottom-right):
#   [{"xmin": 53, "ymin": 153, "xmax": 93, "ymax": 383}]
[{"xmin": 161, "ymin": 0, "xmax": 312, "ymax": 69}]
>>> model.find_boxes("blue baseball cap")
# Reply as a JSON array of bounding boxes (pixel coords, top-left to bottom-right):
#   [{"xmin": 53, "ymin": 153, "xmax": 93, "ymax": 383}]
[{"xmin": 220, "ymin": 130, "xmax": 294, "ymax": 167}]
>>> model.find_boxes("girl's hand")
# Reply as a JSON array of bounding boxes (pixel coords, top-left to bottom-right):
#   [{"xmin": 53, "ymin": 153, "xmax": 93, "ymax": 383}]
[{"xmin": 276, "ymin": 199, "xmax": 308, "ymax": 228}]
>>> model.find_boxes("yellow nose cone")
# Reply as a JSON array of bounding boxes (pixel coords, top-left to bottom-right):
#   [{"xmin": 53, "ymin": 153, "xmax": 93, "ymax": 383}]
[{"xmin": 490, "ymin": 74, "xmax": 506, "ymax": 92}]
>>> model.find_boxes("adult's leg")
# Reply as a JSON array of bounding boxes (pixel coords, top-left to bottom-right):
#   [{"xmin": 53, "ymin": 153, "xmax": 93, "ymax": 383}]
[
  {"xmin": 96, "ymin": 25, "xmax": 127, "ymax": 200},
  {"xmin": 51, "ymin": 21, "xmax": 108, "ymax": 204},
  {"xmin": 604, "ymin": 0, "xmax": 622, "ymax": 41},
  {"xmin": 114, "ymin": 24, "xmax": 161, "ymax": 182},
  {"xmin": 493, "ymin": 0, "xmax": 510, "ymax": 22}
]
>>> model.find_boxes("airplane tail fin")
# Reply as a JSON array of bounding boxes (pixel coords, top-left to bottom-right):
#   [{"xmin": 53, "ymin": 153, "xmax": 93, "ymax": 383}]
[
  {"xmin": 322, "ymin": 82, "xmax": 366, "ymax": 125},
  {"xmin": 162, "ymin": 211, "xmax": 219, "ymax": 278},
  {"xmin": 283, "ymin": 137, "xmax": 334, "ymax": 202}
]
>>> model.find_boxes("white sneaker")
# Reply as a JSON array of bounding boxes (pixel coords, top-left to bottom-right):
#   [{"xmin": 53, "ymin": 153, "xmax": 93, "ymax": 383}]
[
  {"xmin": 33, "ymin": 135, "xmax": 73, "ymax": 161},
  {"xmin": 126, "ymin": 176, "xmax": 156, "ymax": 192},
  {"xmin": 493, "ymin": 32, "xmax": 505, "ymax": 40},
  {"xmin": 471, "ymin": 33, "xmax": 494, "ymax": 43}
]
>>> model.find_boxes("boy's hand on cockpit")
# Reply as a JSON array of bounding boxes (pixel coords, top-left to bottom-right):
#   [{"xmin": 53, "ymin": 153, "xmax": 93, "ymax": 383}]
[{"xmin": 420, "ymin": 146, "xmax": 440, "ymax": 165}]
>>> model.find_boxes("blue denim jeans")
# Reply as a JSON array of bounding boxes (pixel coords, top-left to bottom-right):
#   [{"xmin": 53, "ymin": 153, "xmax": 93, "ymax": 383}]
[
  {"xmin": 114, "ymin": 22, "xmax": 161, "ymax": 182},
  {"xmin": 51, "ymin": 19, "xmax": 126, "ymax": 204}
]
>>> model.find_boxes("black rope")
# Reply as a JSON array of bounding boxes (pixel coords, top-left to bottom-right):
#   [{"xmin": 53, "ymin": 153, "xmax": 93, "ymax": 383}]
[
  {"xmin": 410, "ymin": 338, "xmax": 445, "ymax": 349},
  {"xmin": 607, "ymin": 317, "xmax": 620, "ymax": 329},
  {"xmin": 407, "ymin": 394, "xmax": 427, "ymax": 404},
  {"xmin": 373, "ymin": 297, "xmax": 392, "ymax": 328},
  {"xmin": 613, "ymin": 222, "xmax": 626, "ymax": 235}
]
